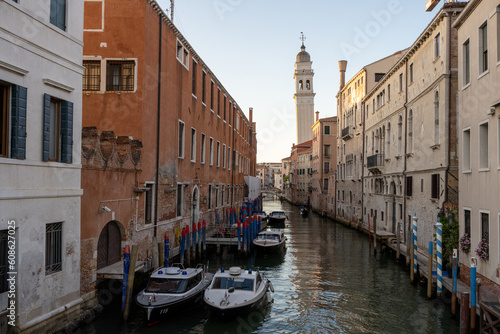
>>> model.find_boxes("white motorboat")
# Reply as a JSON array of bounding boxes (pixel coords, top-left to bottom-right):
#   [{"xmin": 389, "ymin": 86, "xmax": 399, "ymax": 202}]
[
  {"xmin": 204, "ymin": 267, "xmax": 273, "ymax": 319},
  {"xmin": 136, "ymin": 264, "xmax": 213, "ymax": 326},
  {"xmin": 254, "ymin": 211, "xmax": 268, "ymax": 222},
  {"xmin": 267, "ymin": 211, "xmax": 287, "ymax": 227},
  {"xmin": 253, "ymin": 231, "xmax": 286, "ymax": 254}
]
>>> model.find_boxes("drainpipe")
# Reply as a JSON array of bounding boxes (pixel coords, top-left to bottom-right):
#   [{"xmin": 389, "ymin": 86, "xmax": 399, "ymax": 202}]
[
  {"xmin": 443, "ymin": 10, "xmax": 452, "ymax": 212},
  {"xmin": 154, "ymin": 15, "xmax": 163, "ymax": 238},
  {"xmin": 230, "ymin": 106, "xmax": 235, "ymax": 207},
  {"xmin": 361, "ymin": 70, "xmax": 366, "ymax": 225},
  {"xmin": 404, "ymin": 60, "xmax": 409, "ymax": 263}
]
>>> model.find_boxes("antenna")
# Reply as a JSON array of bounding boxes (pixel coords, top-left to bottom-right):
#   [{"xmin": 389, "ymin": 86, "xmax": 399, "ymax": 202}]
[
  {"xmin": 170, "ymin": 0, "xmax": 174, "ymax": 21},
  {"xmin": 300, "ymin": 32, "xmax": 306, "ymax": 46}
]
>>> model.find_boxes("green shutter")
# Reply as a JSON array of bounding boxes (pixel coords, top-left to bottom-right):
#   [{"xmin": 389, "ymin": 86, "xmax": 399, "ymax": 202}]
[
  {"xmin": 42, "ymin": 94, "xmax": 51, "ymax": 162},
  {"xmin": 10, "ymin": 85, "xmax": 27, "ymax": 160},
  {"xmin": 60, "ymin": 100, "xmax": 73, "ymax": 163}
]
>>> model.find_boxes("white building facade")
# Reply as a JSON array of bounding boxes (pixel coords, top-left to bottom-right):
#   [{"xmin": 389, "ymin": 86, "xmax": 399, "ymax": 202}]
[
  {"xmin": 0, "ymin": 0, "xmax": 84, "ymax": 331},
  {"xmin": 454, "ymin": 0, "xmax": 500, "ymax": 287},
  {"xmin": 294, "ymin": 39, "xmax": 315, "ymax": 144}
]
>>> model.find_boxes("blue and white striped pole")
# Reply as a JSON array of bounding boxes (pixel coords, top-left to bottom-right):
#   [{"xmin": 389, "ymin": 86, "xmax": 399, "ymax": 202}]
[
  {"xmin": 412, "ymin": 214, "xmax": 418, "ymax": 274},
  {"xmin": 436, "ymin": 218, "xmax": 443, "ymax": 296},
  {"xmin": 471, "ymin": 257, "xmax": 477, "ymax": 321}
]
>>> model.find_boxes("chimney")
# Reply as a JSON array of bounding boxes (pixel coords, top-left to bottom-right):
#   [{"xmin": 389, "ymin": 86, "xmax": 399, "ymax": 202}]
[
  {"xmin": 249, "ymin": 107, "xmax": 253, "ymax": 124},
  {"xmin": 315, "ymin": 111, "xmax": 319, "ymax": 122},
  {"xmin": 339, "ymin": 60, "xmax": 348, "ymax": 89}
]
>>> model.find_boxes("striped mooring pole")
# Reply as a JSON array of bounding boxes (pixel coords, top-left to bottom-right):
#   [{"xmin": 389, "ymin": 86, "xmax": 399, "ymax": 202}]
[
  {"xmin": 471, "ymin": 257, "xmax": 477, "ymax": 330},
  {"xmin": 412, "ymin": 214, "xmax": 418, "ymax": 275},
  {"xmin": 436, "ymin": 217, "xmax": 443, "ymax": 296}
]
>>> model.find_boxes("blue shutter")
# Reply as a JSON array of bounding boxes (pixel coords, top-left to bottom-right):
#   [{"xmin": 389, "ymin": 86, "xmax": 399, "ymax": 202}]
[
  {"xmin": 60, "ymin": 100, "xmax": 73, "ymax": 164},
  {"xmin": 42, "ymin": 94, "xmax": 51, "ymax": 162},
  {"xmin": 10, "ymin": 85, "xmax": 27, "ymax": 160}
]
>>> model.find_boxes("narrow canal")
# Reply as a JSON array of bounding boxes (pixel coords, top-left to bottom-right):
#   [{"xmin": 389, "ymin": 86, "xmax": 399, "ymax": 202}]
[{"xmin": 80, "ymin": 198, "xmax": 459, "ymax": 333}]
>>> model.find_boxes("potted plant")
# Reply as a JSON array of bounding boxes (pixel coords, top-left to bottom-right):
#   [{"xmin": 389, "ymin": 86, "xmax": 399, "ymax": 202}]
[
  {"xmin": 459, "ymin": 233, "xmax": 471, "ymax": 254},
  {"xmin": 439, "ymin": 210, "xmax": 459, "ymax": 277},
  {"xmin": 476, "ymin": 238, "xmax": 489, "ymax": 261}
]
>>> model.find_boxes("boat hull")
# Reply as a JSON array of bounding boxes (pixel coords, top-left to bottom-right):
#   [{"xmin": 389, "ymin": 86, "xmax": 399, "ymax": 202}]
[
  {"xmin": 267, "ymin": 217, "xmax": 286, "ymax": 227},
  {"xmin": 205, "ymin": 287, "xmax": 269, "ymax": 320},
  {"xmin": 253, "ymin": 241, "xmax": 285, "ymax": 254}
]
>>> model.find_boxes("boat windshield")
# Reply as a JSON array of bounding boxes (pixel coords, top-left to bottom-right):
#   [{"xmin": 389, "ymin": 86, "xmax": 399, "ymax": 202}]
[
  {"xmin": 257, "ymin": 234, "xmax": 279, "ymax": 241},
  {"xmin": 212, "ymin": 277, "xmax": 254, "ymax": 291},
  {"xmin": 145, "ymin": 278, "xmax": 187, "ymax": 294}
]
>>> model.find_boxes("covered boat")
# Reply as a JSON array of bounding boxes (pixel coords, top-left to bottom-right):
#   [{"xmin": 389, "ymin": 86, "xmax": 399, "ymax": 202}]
[
  {"xmin": 204, "ymin": 267, "xmax": 273, "ymax": 319},
  {"xmin": 253, "ymin": 231, "xmax": 286, "ymax": 254},
  {"xmin": 136, "ymin": 264, "xmax": 213, "ymax": 326}
]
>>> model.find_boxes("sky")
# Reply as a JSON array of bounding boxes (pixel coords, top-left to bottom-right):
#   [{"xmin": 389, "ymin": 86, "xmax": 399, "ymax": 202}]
[{"xmin": 156, "ymin": 0, "xmax": 442, "ymax": 163}]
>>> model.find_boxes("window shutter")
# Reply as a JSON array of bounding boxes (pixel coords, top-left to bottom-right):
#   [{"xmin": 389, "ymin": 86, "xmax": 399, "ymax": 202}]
[
  {"xmin": 60, "ymin": 100, "xmax": 73, "ymax": 163},
  {"xmin": 406, "ymin": 176, "xmax": 412, "ymax": 197},
  {"xmin": 42, "ymin": 94, "xmax": 51, "ymax": 162},
  {"xmin": 431, "ymin": 174, "xmax": 439, "ymax": 199},
  {"xmin": 11, "ymin": 85, "xmax": 27, "ymax": 160}
]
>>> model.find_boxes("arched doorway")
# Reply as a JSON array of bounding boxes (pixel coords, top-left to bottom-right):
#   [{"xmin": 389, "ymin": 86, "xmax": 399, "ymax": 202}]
[
  {"xmin": 97, "ymin": 221, "xmax": 122, "ymax": 270},
  {"xmin": 192, "ymin": 187, "xmax": 199, "ymax": 226}
]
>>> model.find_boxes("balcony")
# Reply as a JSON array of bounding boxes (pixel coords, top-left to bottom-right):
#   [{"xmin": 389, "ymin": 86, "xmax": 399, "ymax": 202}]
[
  {"xmin": 342, "ymin": 125, "xmax": 353, "ymax": 140},
  {"xmin": 367, "ymin": 153, "xmax": 384, "ymax": 174}
]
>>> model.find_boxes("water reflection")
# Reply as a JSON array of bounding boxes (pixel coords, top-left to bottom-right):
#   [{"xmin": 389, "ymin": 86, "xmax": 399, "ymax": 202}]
[{"xmin": 80, "ymin": 198, "xmax": 459, "ymax": 333}]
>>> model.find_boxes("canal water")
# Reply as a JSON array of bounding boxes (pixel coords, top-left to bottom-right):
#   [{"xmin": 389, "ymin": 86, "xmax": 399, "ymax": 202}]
[{"xmin": 79, "ymin": 198, "xmax": 459, "ymax": 333}]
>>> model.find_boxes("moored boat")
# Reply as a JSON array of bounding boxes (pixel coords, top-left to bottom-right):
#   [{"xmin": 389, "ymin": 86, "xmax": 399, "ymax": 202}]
[
  {"xmin": 254, "ymin": 211, "xmax": 268, "ymax": 222},
  {"xmin": 267, "ymin": 211, "xmax": 287, "ymax": 227},
  {"xmin": 204, "ymin": 267, "xmax": 273, "ymax": 319},
  {"xmin": 253, "ymin": 231, "xmax": 286, "ymax": 254},
  {"xmin": 300, "ymin": 206, "xmax": 309, "ymax": 217},
  {"xmin": 136, "ymin": 264, "xmax": 213, "ymax": 326}
]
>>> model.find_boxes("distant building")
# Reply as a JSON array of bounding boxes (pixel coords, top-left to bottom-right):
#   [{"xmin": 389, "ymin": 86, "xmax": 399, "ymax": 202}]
[
  {"xmin": 454, "ymin": 0, "xmax": 500, "ymax": 288},
  {"xmin": 294, "ymin": 35, "xmax": 315, "ymax": 144},
  {"xmin": 81, "ymin": 0, "xmax": 257, "ymax": 301},
  {"xmin": 311, "ymin": 112, "xmax": 337, "ymax": 216},
  {"xmin": 281, "ymin": 156, "xmax": 292, "ymax": 201},
  {"xmin": 0, "ymin": 0, "xmax": 84, "ymax": 331},
  {"xmin": 290, "ymin": 141, "xmax": 312, "ymax": 205},
  {"xmin": 256, "ymin": 162, "xmax": 281, "ymax": 189},
  {"xmin": 336, "ymin": 51, "xmax": 405, "ymax": 226}
]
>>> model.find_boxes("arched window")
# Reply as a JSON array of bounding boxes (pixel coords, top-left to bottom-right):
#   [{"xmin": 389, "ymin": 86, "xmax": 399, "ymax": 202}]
[
  {"xmin": 299, "ymin": 80, "xmax": 303, "ymax": 90},
  {"xmin": 306, "ymin": 80, "xmax": 310, "ymax": 90},
  {"xmin": 408, "ymin": 109, "xmax": 413, "ymax": 153},
  {"xmin": 371, "ymin": 132, "xmax": 375, "ymax": 154},
  {"xmin": 434, "ymin": 91, "xmax": 439, "ymax": 145},
  {"xmin": 386, "ymin": 123, "xmax": 391, "ymax": 158},
  {"xmin": 381, "ymin": 125, "xmax": 385, "ymax": 156}
]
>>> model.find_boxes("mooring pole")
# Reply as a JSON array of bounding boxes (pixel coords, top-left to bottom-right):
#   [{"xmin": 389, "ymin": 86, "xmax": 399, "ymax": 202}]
[
  {"xmin": 450, "ymin": 249, "xmax": 457, "ymax": 316},
  {"xmin": 410, "ymin": 228, "xmax": 415, "ymax": 283},
  {"xmin": 427, "ymin": 241, "xmax": 433, "ymax": 299},
  {"xmin": 460, "ymin": 292, "xmax": 470, "ymax": 334},
  {"xmin": 396, "ymin": 220, "xmax": 401, "ymax": 261},
  {"xmin": 122, "ymin": 245, "xmax": 130, "ymax": 312},
  {"xmin": 436, "ymin": 218, "xmax": 443, "ymax": 297},
  {"xmin": 373, "ymin": 212, "xmax": 377, "ymax": 255},
  {"xmin": 123, "ymin": 244, "xmax": 138, "ymax": 321},
  {"xmin": 164, "ymin": 233, "xmax": 169, "ymax": 268},
  {"xmin": 413, "ymin": 214, "xmax": 418, "ymax": 278},
  {"xmin": 471, "ymin": 257, "xmax": 477, "ymax": 331}
]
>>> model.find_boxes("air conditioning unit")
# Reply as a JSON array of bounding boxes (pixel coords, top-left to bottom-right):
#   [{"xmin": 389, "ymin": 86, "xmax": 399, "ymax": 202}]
[{"xmin": 487, "ymin": 107, "xmax": 496, "ymax": 116}]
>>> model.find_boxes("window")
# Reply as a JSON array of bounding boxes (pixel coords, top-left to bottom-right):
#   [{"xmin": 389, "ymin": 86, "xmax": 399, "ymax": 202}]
[
  {"xmin": 463, "ymin": 40, "xmax": 470, "ymax": 86},
  {"xmin": 228, "ymin": 146, "xmax": 231, "ymax": 170},
  {"xmin": 222, "ymin": 144, "xmax": 226, "ymax": 169},
  {"xmin": 398, "ymin": 115, "xmax": 402, "ymax": 156},
  {"xmin": 209, "ymin": 137, "xmax": 214, "ymax": 166},
  {"xmin": 406, "ymin": 176, "xmax": 413, "ymax": 196},
  {"xmin": 46, "ymin": 222, "xmax": 62, "ymax": 275},
  {"xmin": 324, "ymin": 161, "xmax": 330, "ymax": 173},
  {"xmin": 83, "ymin": 60, "xmax": 101, "ymax": 91},
  {"xmin": 50, "ymin": 0, "xmax": 66, "ymax": 30},
  {"xmin": 192, "ymin": 59, "xmax": 197, "ymax": 96},
  {"xmin": 299, "ymin": 80, "xmax": 303, "ymax": 90},
  {"xmin": 144, "ymin": 183, "xmax": 153, "ymax": 224},
  {"xmin": 190, "ymin": 128, "xmax": 196, "ymax": 162},
  {"xmin": 217, "ymin": 89, "xmax": 221, "ymax": 116},
  {"xmin": 42, "ymin": 94, "xmax": 73, "ymax": 163},
  {"xmin": 375, "ymin": 73, "xmax": 384, "ymax": 82},
  {"xmin": 202, "ymin": 71, "xmax": 206, "ymax": 104},
  {"xmin": 481, "ymin": 212, "xmax": 489, "ymax": 243},
  {"xmin": 464, "ymin": 209, "xmax": 471, "ymax": 235},
  {"xmin": 408, "ymin": 110, "xmax": 413, "ymax": 153},
  {"xmin": 324, "ymin": 125, "xmax": 330, "ymax": 135},
  {"xmin": 200, "ymin": 133, "xmax": 206, "ymax": 164},
  {"xmin": 176, "ymin": 40, "xmax": 189, "ymax": 68},
  {"xmin": 431, "ymin": 173, "xmax": 439, "ymax": 199},
  {"xmin": 0, "ymin": 230, "xmax": 10, "ymax": 293},
  {"xmin": 387, "ymin": 84, "xmax": 391, "ymax": 101},
  {"xmin": 479, "ymin": 22, "xmax": 488, "ymax": 74},
  {"xmin": 409, "ymin": 63, "xmax": 414, "ymax": 83},
  {"xmin": 106, "ymin": 61, "xmax": 135, "ymax": 91},
  {"xmin": 434, "ymin": 91, "xmax": 439, "ymax": 145},
  {"xmin": 1, "ymin": 83, "xmax": 27, "ymax": 159},
  {"xmin": 216, "ymin": 141, "xmax": 220, "ymax": 167},
  {"xmin": 434, "ymin": 33, "xmax": 441, "ymax": 58},
  {"xmin": 479, "ymin": 121, "xmax": 489, "ymax": 169},
  {"xmin": 386, "ymin": 123, "xmax": 391, "ymax": 158},
  {"xmin": 178, "ymin": 121, "xmax": 185, "ymax": 159},
  {"xmin": 324, "ymin": 145, "xmax": 331, "ymax": 157},
  {"xmin": 399, "ymin": 73, "xmax": 403, "ymax": 91},
  {"xmin": 208, "ymin": 185, "xmax": 212, "ymax": 209},
  {"xmin": 210, "ymin": 81, "xmax": 214, "ymax": 111},
  {"xmin": 176, "ymin": 184, "xmax": 183, "ymax": 217},
  {"xmin": 463, "ymin": 128, "xmax": 471, "ymax": 171},
  {"xmin": 323, "ymin": 178, "xmax": 328, "ymax": 190}
]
